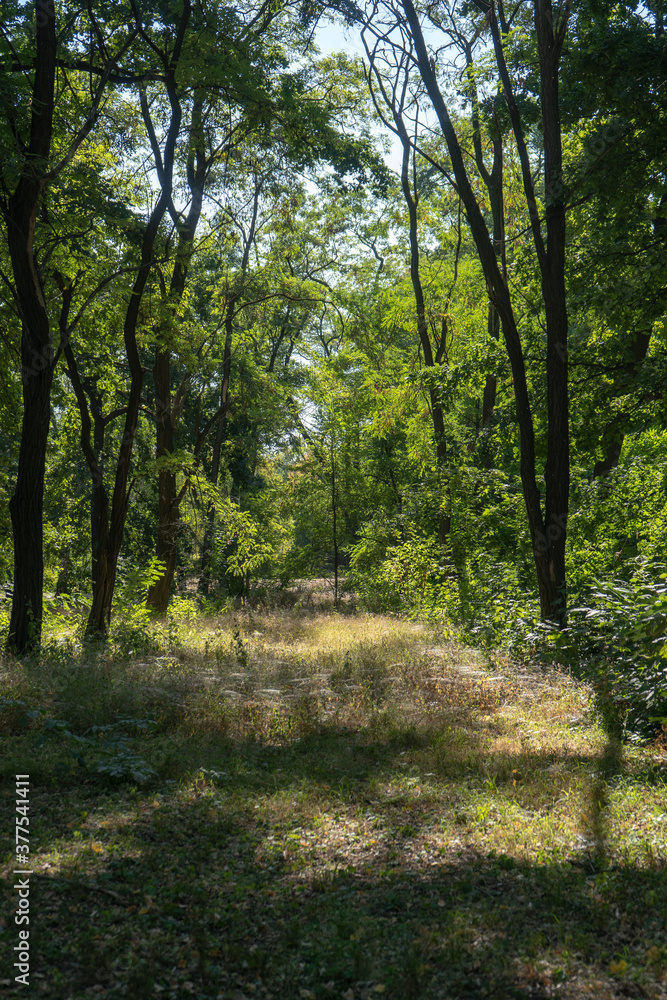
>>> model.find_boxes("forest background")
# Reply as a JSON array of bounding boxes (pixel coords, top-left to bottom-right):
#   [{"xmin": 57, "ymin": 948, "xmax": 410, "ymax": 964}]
[{"xmin": 1, "ymin": 0, "xmax": 666, "ymax": 737}]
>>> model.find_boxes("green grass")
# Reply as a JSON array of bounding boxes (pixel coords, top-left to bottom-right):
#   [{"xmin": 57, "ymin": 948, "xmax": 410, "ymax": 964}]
[{"xmin": 1, "ymin": 608, "xmax": 666, "ymax": 998}]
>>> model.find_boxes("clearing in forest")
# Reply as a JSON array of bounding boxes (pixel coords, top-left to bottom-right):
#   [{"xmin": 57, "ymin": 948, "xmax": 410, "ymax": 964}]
[{"xmin": 1, "ymin": 610, "xmax": 666, "ymax": 999}]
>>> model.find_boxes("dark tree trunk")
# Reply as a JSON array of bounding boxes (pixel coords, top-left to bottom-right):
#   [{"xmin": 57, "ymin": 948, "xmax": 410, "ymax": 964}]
[
  {"xmin": 85, "ymin": 7, "xmax": 191, "ymax": 636},
  {"xmin": 63, "ymin": 339, "xmax": 113, "ymax": 635},
  {"xmin": 147, "ymin": 99, "xmax": 205, "ymax": 613},
  {"xmin": 8, "ymin": 362, "xmax": 53, "ymax": 651},
  {"xmin": 4, "ymin": 0, "xmax": 57, "ymax": 652},
  {"xmin": 401, "ymin": 0, "xmax": 571, "ymax": 622},
  {"xmin": 535, "ymin": 0, "xmax": 570, "ymax": 620}
]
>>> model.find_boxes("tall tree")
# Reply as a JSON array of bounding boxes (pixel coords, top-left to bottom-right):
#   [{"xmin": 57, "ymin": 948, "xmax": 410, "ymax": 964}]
[
  {"xmin": 363, "ymin": 38, "xmax": 466, "ymax": 541},
  {"xmin": 0, "ymin": 0, "xmax": 137, "ymax": 650},
  {"xmin": 65, "ymin": 1, "xmax": 192, "ymax": 636},
  {"xmin": 361, "ymin": 0, "xmax": 572, "ymax": 621}
]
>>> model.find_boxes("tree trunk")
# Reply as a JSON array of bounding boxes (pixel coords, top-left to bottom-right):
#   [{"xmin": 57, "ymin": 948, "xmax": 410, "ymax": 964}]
[
  {"xmin": 63, "ymin": 338, "xmax": 114, "ymax": 636},
  {"xmin": 4, "ymin": 0, "xmax": 57, "ymax": 653},
  {"xmin": 85, "ymin": 14, "xmax": 190, "ymax": 635},
  {"xmin": 147, "ymin": 97, "xmax": 205, "ymax": 613},
  {"xmin": 401, "ymin": 0, "xmax": 571, "ymax": 622},
  {"xmin": 8, "ymin": 362, "xmax": 53, "ymax": 651},
  {"xmin": 85, "ymin": 334, "xmax": 146, "ymax": 638},
  {"xmin": 146, "ymin": 346, "xmax": 179, "ymax": 611},
  {"xmin": 536, "ymin": 0, "xmax": 570, "ymax": 620}
]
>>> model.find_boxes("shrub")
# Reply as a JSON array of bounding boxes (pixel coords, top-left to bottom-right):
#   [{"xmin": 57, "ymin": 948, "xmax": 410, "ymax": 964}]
[{"xmin": 530, "ymin": 561, "xmax": 667, "ymax": 737}]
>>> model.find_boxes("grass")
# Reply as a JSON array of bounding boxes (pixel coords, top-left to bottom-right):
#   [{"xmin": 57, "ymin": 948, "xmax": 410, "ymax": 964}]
[{"xmin": 1, "ymin": 607, "xmax": 667, "ymax": 999}]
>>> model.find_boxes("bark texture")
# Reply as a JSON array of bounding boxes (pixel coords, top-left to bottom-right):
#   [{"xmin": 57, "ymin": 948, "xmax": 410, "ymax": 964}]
[
  {"xmin": 147, "ymin": 97, "xmax": 205, "ymax": 612},
  {"xmin": 4, "ymin": 0, "xmax": 57, "ymax": 652}
]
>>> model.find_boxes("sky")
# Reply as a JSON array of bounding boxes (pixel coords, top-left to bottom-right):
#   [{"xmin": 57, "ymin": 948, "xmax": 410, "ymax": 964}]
[
  {"xmin": 313, "ymin": 20, "xmax": 405, "ymax": 175},
  {"xmin": 314, "ymin": 21, "xmax": 366, "ymax": 59}
]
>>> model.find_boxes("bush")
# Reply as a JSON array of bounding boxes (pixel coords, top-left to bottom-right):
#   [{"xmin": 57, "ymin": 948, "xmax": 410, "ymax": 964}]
[
  {"xmin": 349, "ymin": 531, "xmax": 456, "ymax": 618},
  {"xmin": 530, "ymin": 561, "xmax": 667, "ymax": 737},
  {"xmin": 0, "ymin": 698, "xmax": 157, "ymax": 783}
]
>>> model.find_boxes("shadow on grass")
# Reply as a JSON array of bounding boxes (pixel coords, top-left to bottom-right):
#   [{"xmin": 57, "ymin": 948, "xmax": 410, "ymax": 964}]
[
  {"xmin": 28, "ymin": 810, "xmax": 667, "ymax": 1000},
  {"xmin": 2, "ymin": 624, "xmax": 666, "ymax": 999},
  {"xmin": 8, "ymin": 723, "xmax": 666, "ymax": 1000}
]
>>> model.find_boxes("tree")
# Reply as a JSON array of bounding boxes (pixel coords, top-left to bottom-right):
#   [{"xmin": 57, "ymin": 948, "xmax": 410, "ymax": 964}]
[
  {"xmin": 0, "ymin": 0, "xmax": 137, "ymax": 650},
  {"xmin": 64, "ymin": 0, "xmax": 192, "ymax": 636},
  {"xmin": 360, "ymin": 0, "xmax": 572, "ymax": 621}
]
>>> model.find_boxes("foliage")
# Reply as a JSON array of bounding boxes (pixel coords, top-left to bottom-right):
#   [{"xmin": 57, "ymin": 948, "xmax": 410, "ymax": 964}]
[
  {"xmin": 0, "ymin": 698, "xmax": 157, "ymax": 783},
  {"xmin": 0, "ymin": 3, "xmax": 666, "ymax": 727},
  {"xmin": 530, "ymin": 564, "xmax": 667, "ymax": 738},
  {"xmin": 198, "ymin": 485, "xmax": 274, "ymax": 596}
]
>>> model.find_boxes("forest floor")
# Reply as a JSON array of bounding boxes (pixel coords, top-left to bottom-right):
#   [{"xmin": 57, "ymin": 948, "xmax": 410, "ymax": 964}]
[{"xmin": 1, "ymin": 609, "xmax": 667, "ymax": 999}]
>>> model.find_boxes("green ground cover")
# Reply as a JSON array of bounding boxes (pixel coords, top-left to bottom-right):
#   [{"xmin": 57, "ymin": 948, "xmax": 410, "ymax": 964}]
[{"xmin": 1, "ymin": 610, "xmax": 666, "ymax": 999}]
